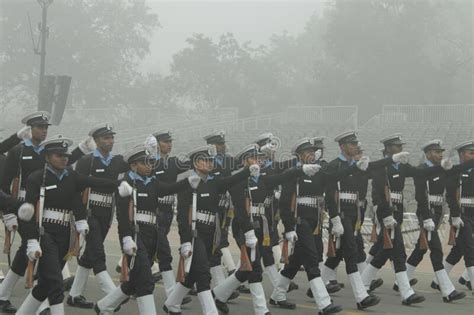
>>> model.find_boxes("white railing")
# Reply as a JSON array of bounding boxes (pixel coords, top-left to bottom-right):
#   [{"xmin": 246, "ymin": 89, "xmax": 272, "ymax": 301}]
[{"xmin": 382, "ymin": 104, "xmax": 474, "ymax": 124}]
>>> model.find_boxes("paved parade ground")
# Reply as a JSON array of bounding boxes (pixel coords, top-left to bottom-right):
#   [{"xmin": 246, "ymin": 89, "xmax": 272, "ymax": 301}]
[{"xmin": 1, "ymin": 224, "xmax": 472, "ymax": 315}]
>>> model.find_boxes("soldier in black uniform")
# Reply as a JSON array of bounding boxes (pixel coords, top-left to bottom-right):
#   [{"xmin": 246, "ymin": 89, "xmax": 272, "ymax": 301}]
[
  {"xmin": 164, "ymin": 145, "xmax": 252, "ymax": 315},
  {"xmin": 253, "ymin": 132, "xmax": 300, "ymax": 291},
  {"xmin": 0, "ymin": 112, "xmax": 95, "ymax": 313},
  {"xmin": 67, "ymin": 124, "xmax": 130, "ymax": 308},
  {"xmin": 149, "ymin": 131, "xmax": 193, "ymax": 300},
  {"xmin": 443, "ymin": 140, "xmax": 474, "ymax": 296},
  {"xmin": 401, "ymin": 139, "xmax": 469, "ymax": 302},
  {"xmin": 95, "ymin": 144, "xmax": 190, "ymax": 314},
  {"xmin": 359, "ymin": 133, "xmax": 448, "ymax": 305},
  {"xmin": 212, "ymin": 143, "xmax": 312, "ymax": 314},
  {"xmin": 203, "ymin": 131, "xmax": 240, "ymax": 293},
  {"xmin": 14, "ymin": 136, "xmax": 119, "ymax": 315},
  {"xmin": 0, "ymin": 126, "xmax": 31, "ymax": 155}
]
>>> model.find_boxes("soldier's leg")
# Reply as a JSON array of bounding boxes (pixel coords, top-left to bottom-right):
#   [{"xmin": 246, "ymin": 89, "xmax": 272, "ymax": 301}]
[
  {"xmin": 156, "ymin": 209, "xmax": 177, "ymax": 298},
  {"xmin": 195, "ymin": 233, "xmax": 218, "ymax": 314},
  {"xmin": 0, "ymin": 239, "xmax": 28, "ymax": 312},
  {"xmin": 458, "ymin": 214, "xmax": 474, "ymax": 295}
]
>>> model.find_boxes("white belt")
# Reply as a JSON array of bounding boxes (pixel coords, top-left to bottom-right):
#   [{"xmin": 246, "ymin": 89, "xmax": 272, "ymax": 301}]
[
  {"xmin": 135, "ymin": 211, "xmax": 156, "ymax": 225},
  {"xmin": 43, "ymin": 208, "xmax": 71, "ymax": 226},
  {"xmin": 428, "ymin": 194, "xmax": 444, "ymax": 205},
  {"xmin": 390, "ymin": 192, "xmax": 403, "ymax": 204},
  {"xmin": 339, "ymin": 192, "xmax": 357, "ymax": 203},
  {"xmin": 297, "ymin": 196, "xmax": 323, "ymax": 207},
  {"xmin": 460, "ymin": 197, "xmax": 474, "ymax": 207},
  {"xmin": 250, "ymin": 205, "xmax": 266, "ymax": 216},
  {"xmin": 18, "ymin": 189, "xmax": 26, "ymax": 201},
  {"xmin": 158, "ymin": 195, "xmax": 175, "ymax": 205},
  {"xmin": 196, "ymin": 211, "xmax": 216, "ymax": 225},
  {"xmin": 89, "ymin": 192, "xmax": 113, "ymax": 207}
]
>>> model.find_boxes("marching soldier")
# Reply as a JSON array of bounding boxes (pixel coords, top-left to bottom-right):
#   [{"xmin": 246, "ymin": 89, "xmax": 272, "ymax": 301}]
[
  {"xmin": 203, "ymin": 131, "xmax": 240, "ymax": 293},
  {"xmin": 14, "ymin": 135, "xmax": 119, "ymax": 315},
  {"xmin": 95, "ymin": 144, "xmax": 190, "ymax": 314},
  {"xmin": 150, "ymin": 131, "xmax": 192, "ymax": 301},
  {"xmin": 359, "ymin": 133, "xmax": 449, "ymax": 305},
  {"xmin": 212, "ymin": 143, "xmax": 316, "ymax": 314},
  {"xmin": 442, "ymin": 140, "xmax": 474, "ymax": 296},
  {"xmin": 0, "ymin": 112, "xmax": 95, "ymax": 313},
  {"xmin": 253, "ymin": 132, "xmax": 299, "ymax": 291},
  {"xmin": 67, "ymin": 124, "xmax": 130, "ymax": 308},
  {"xmin": 164, "ymin": 145, "xmax": 252, "ymax": 315},
  {"xmin": 402, "ymin": 139, "xmax": 470, "ymax": 302}
]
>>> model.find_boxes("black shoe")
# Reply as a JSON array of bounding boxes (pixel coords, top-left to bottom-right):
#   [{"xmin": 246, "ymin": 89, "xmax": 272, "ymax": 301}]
[
  {"xmin": 152, "ymin": 271, "xmax": 162, "ymax": 283},
  {"xmin": 67, "ymin": 295, "xmax": 94, "ymax": 309},
  {"xmin": 326, "ymin": 282, "xmax": 342, "ymax": 294},
  {"xmin": 264, "ymin": 312, "xmax": 271, "ymax": 315},
  {"xmin": 182, "ymin": 296, "xmax": 192, "ymax": 305},
  {"xmin": 162, "ymin": 305, "xmax": 182, "ymax": 314},
  {"xmin": 0, "ymin": 300, "xmax": 17, "ymax": 313},
  {"xmin": 319, "ymin": 303, "xmax": 342, "ymax": 314},
  {"xmin": 368, "ymin": 278, "xmax": 383, "ymax": 293},
  {"xmin": 228, "ymin": 290, "xmax": 240, "ymax": 300},
  {"xmin": 329, "ymin": 280, "xmax": 344, "ymax": 288},
  {"xmin": 63, "ymin": 276, "xmax": 75, "ymax": 291},
  {"xmin": 306, "ymin": 288, "xmax": 313, "ymax": 298},
  {"xmin": 393, "ymin": 278, "xmax": 418, "ymax": 292},
  {"xmin": 238, "ymin": 285, "xmax": 251, "ymax": 294},
  {"xmin": 38, "ymin": 308, "xmax": 50, "ymax": 315},
  {"xmin": 458, "ymin": 277, "xmax": 472, "ymax": 290},
  {"xmin": 402, "ymin": 293, "xmax": 425, "ymax": 305},
  {"xmin": 288, "ymin": 281, "xmax": 299, "ymax": 292},
  {"xmin": 189, "ymin": 288, "xmax": 197, "ymax": 296},
  {"xmin": 269, "ymin": 298, "xmax": 296, "ymax": 310},
  {"xmin": 115, "ymin": 265, "xmax": 121, "ymax": 273},
  {"xmin": 443, "ymin": 290, "xmax": 466, "ymax": 303},
  {"xmin": 215, "ymin": 299, "xmax": 229, "ymax": 314},
  {"xmin": 357, "ymin": 294, "xmax": 381, "ymax": 310},
  {"xmin": 430, "ymin": 281, "xmax": 440, "ymax": 291}
]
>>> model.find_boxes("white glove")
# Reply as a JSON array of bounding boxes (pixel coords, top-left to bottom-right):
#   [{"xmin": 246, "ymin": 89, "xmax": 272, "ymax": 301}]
[
  {"xmin": 260, "ymin": 142, "xmax": 277, "ymax": 155},
  {"xmin": 188, "ymin": 174, "xmax": 201, "ymax": 190},
  {"xmin": 78, "ymin": 136, "xmax": 97, "ymax": 154},
  {"xmin": 423, "ymin": 218, "xmax": 435, "ymax": 232},
  {"xmin": 451, "ymin": 217, "xmax": 464, "ymax": 229},
  {"xmin": 285, "ymin": 231, "xmax": 298, "ymax": 242},
  {"xmin": 392, "ymin": 152, "xmax": 410, "ymax": 164},
  {"xmin": 441, "ymin": 158, "xmax": 453, "ymax": 170},
  {"xmin": 75, "ymin": 219, "xmax": 89, "ymax": 236},
  {"xmin": 180, "ymin": 242, "xmax": 192, "ymax": 258},
  {"xmin": 274, "ymin": 190, "xmax": 281, "ymax": 200},
  {"xmin": 383, "ymin": 215, "xmax": 397, "ymax": 229},
  {"xmin": 122, "ymin": 236, "xmax": 137, "ymax": 256},
  {"xmin": 330, "ymin": 216, "xmax": 344, "ymax": 237},
  {"xmin": 302, "ymin": 164, "xmax": 321, "ymax": 176},
  {"xmin": 314, "ymin": 149, "xmax": 322, "ymax": 161},
  {"xmin": 118, "ymin": 181, "xmax": 133, "ymax": 197},
  {"xmin": 26, "ymin": 239, "xmax": 41, "ymax": 261},
  {"xmin": 244, "ymin": 230, "xmax": 258, "ymax": 249},
  {"xmin": 249, "ymin": 164, "xmax": 261, "ymax": 177},
  {"xmin": 356, "ymin": 156, "xmax": 370, "ymax": 171},
  {"xmin": 3, "ymin": 213, "xmax": 18, "ymax": 232},
  {"xmin": 144, "ymin": 134, "xmax": 158, "ymax": 157},
  {"xmin": 17, "ymin": 126, "xmax": 32, "ymax": 140}
]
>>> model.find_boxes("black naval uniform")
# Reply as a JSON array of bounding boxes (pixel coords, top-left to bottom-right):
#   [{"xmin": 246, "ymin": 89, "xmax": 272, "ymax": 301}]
[
  {"xmin": 0, "ymin": 133, "xmax": 21, "ymax": 155},
  {"xmin": 444, "ymin": 162, "xmax": 474, "ymax": 273},
  {"xmin": 75, "ymin": 152, "xmax": 129, "ymax": 274},
  {"xmin": 21, "ymin": 166, "xmax": 117, "ymax": 305},
  {"xmin": 1, "ymin": 141, "xmax": 84, "ymax": 278},
  {"xmin": 176, "ymin": 168, "xmax": 250, "ymax": 293},
  {"xmin": 115, "ymin": 171, "xmax": 190, "ymax": 298}
]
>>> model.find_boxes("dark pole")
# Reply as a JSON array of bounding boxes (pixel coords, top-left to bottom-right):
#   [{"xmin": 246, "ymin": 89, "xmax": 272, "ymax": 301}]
[{"xmin": 37, "ymin": 0, "xmax": 52, "ymax": 110}]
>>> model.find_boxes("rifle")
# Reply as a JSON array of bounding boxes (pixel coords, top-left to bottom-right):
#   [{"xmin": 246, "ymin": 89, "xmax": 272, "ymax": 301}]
[
  {"xmin": 280, "ymin": 190, "xmax": 297, "ymax": 265},
  {"xmin": 328, "ymin": 181, "xmax": 342, "ymax": 255},
  {"xmin": 184, "ymin": 191, "xmax": 198, "ymax": 274},
  {"xmin": 448, "ymin": 176, "xmax": 463, "ymax": 246},
  {"xmin": 382, "ymin": 169, "xmax": 395, "ymax": 249},
  {"xmin": 176, "ymin": 201, "xmax": 194, "ymax": 283},
  {"xmin": 238, "ymin": 197, "xmax": 253, "ymax": 272},
  {"xmin": 120, "ymin": 186, "xmax": 137, "ymax": 283},
  {"xmin": 6, "ymin": 148, "xmax": 23, "ymax": 266},
  {"xmin": 26, "ymin": 164, "xmax": 46, "ymax": 289}
]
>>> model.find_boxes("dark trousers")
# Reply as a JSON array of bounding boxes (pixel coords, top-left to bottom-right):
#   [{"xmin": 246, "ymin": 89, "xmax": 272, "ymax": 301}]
[
  {"xmin": 281, "ymin": 218, "xmax": 322, "ymax": 281},
  {"xmin": 325, "ymin": 231, "xmax": 366, "ymax": 269},
  {"xmin": 407, "ymin": 211, "xmax": 444, "ymax": 271},
  {"xmin": 324, "ymin": 213, "xmax": 361, "ymax": 274},
  {"xmin": 78, "ymin": 214, "xmax": 111, "ymax": 274},
  {"xmin": 234, "ymin": 244, "xmax": 263, "ymax": 284},
  {"xmin": 156, "ymin": 208, "xmax": 174, "ymax": 271},
  {"xmin": 11, "ymin": 239, "xmax": 28, "ymax": 276},
  {"xmin": 31, "ymin": 231, "xmax": 69, "ymax": 305},
  {"xmin": 370, "ymin": 214, "xmax": 407, "ymax": 272},
  {"xmin": 182, "ymin": 231, "xmax": 214, "ymax": 293},
  {"xmin": 120, "ymin": 230, "xmax": 156, "ymax": 297}
]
